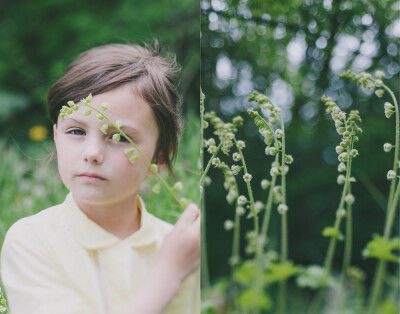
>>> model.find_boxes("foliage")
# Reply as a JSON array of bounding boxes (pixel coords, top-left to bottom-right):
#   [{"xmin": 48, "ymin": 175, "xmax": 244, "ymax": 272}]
[
  {"xmin": 201, "ymin": 0, "xmax": 399, "ymax": 294},
  {"xmin": 0, "ymin": 0, "xmax": 199, "ymax": 142}
]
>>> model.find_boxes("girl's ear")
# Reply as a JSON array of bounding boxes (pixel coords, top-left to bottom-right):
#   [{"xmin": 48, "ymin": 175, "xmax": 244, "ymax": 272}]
[
  {"xmin": 147, "ymin": 154, "xmax": 167, "ymax": 176},
  {"xmin": 53, "ymin": 124, "xmax": 58, "ymax": 142}
]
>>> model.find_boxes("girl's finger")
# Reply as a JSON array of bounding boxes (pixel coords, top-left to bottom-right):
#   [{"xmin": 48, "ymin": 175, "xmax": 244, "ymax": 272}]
[{"xmin": 175, "ymin": 204, "xmax": 199, "ymax": 227}]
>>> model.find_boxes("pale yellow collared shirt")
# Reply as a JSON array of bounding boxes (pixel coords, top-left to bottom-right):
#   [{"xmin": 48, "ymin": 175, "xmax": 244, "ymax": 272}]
[{"xmin": 1, "ymin": 193, "xmax": 200, "ymax": 314}]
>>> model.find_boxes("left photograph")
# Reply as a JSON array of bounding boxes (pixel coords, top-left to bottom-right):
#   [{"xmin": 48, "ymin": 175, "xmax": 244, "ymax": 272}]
[{"xmin": 0, "ymin": 1, "xmax": 200, "ymax": 313}]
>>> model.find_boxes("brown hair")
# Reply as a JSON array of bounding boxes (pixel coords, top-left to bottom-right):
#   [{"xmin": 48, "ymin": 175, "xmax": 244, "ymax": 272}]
[{"xmin": 47, "ymin": 42, "xmax": 182, "ymax": 172}]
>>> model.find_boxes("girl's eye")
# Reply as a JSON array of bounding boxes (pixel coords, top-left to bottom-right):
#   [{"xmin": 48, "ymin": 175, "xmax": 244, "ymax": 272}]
[
  {"xmin": 113, "ymin": 134, "xmax": 130, "ymax": 143},
  {"xmin": 67, "ymin": 129, "xmax": 85, "ymax": 136}
]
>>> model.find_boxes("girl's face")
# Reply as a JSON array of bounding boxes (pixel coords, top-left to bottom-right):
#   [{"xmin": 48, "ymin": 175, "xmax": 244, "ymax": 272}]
[{"xmin": 54, "ymin": 84, "xmax": 163, "ymax": 208}]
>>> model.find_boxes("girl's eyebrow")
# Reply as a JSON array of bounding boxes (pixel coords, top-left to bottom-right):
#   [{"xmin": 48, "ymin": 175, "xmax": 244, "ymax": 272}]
[
  {"xmin": 59, "ymin": 118, "xmax": 87, "ymax": 126},
  {"xmin": 61, "ymin": 117, "xmax": 140, "ymax": 135}
]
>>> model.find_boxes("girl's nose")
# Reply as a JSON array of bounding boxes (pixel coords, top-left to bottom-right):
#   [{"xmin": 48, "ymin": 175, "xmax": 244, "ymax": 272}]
[{"xmin": 83, "ymin": 138, "xmax": 104, "ymax": 164}]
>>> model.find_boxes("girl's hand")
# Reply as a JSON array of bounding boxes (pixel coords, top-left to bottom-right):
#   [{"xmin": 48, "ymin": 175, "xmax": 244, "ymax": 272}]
[{"xmin": 156, "ymin": 204, "xmax": 201, "ymax": 283}]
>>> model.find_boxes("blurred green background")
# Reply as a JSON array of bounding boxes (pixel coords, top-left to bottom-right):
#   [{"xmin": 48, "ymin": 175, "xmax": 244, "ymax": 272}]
[
  {"xmin": 201, "ymin": 0, "xmax": 399, "ymax": 294},
  {"xmin": 0, "ymin": 0, "xmax": 200, "ymax": 248}
]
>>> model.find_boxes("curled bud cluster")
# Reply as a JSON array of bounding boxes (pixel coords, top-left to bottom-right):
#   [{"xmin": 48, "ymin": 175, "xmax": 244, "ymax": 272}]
[
  {"xmin": 204, "ymin": 111, "xmax": 243, "ymax": 155},
  {"xmin": 218, "ymin": 162, "xmax": 240, "ymax": 205},
  {"xmin": 340, "ymin": 70, "xmax": 377, "ymax": 91},
  {"xmin": 322, "ymin": 95, "xmax": 362, "ymax": 170},
  {"xmin": 341, "ymin": 70, "xmax": 396, "ymax": 120}
]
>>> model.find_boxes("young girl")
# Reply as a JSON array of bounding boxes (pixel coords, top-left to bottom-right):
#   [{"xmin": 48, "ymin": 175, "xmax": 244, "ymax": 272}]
[{"xmin": 0, "ymin": 43, "xmax": 200, "ymax": 314}]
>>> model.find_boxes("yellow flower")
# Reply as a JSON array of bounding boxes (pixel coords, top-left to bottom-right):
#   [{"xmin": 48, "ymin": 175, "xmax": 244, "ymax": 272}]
[{"xmin": 29, "ymin": 125, "xmax": 47, "ymax": 141}]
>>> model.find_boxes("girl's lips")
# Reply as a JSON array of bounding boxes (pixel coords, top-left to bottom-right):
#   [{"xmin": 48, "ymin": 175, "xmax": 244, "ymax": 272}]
[{"xmin": 77, "ymin": 173, "xmax": 106, "ymax": 182}]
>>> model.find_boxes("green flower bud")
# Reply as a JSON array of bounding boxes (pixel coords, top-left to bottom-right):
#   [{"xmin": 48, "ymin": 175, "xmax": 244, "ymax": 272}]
[
  {"xmin": 97, "ymin": 113, "xmax": 104, "ymax": 120},
  {"xmin": 337, "ymin": 174, "xmax": 346, "ymax": 185},
  {"xmin": 385, "ymin": 108, "xmax": 394, "ymax": 119},
  {"xmin": 152, "ymin": 183, "xmax": 161, "ymax": 194},
  {"xmin": 129, "ymin": 155, "xmax": 139, "ymax": 163},
  {"xmin": 101, "ymin": 103, "xmax": 109, "ymax": 111},
  {"xmin": 337, "ymin": 127, "xmax": 345, "ymax": 135},
  {"xmin": 336, "ymin": 146, "xmax": 344, "ymax": 154},
  {"xmin": 237, "ymin": 195, "xmax": 247, "ymax": 205},
  {"xmin": 375, "ymin": 70, "xmax": 384, "ymax": 79},
  {"xmin": 232, "ymin": 152, "xmax": 241, "ymax": 161},
  {"xmin": 116, "ymin": 120, "xmax": 123, "ymax": 128},
  {"xmin": 261, "ymin": 179, "xmax": 270, "ymax": 190},
  {"xmin": 264, "ymin": 137, "xmax": 274, "ymax": 145},
  {"xmin": 343, "ymin": 131, "xmax": 351, "ymax": 138},
  {"xmin": 277, "ymin": 203, "xmax": 288, "ymax": 214},
  {"xmin": 112, "ymin": 134, "xmax": 121, "ymax": 142},
  {"xmin": 275, "ymin": 129, "xmax": 284, "ymax": 138},
  {"xmin": 237, "ymin": 140, "xmax": 246, "ymax": 149},
  {"xmin": 270, "ymin": 167, "xmax": 280, "ymax": 177},
  {"xmin": 285, "ymin": 154, "xmax": 294, "ymax": 164},
  {"xmin": 224, "ymin": 220, "xmax": 234, "ymax": 231},
  {"xmin": 172, "ymin": 181, "xmax": 183, "ymax": 191},
  {"xmin": 338, "ymin": 162, "xmax": 347, "ymax": 172},
  {"xmin": 345, "ymin": 194, "xmax": 355, "ymax": 205},
  {"xmin": 375, "ymin": 89, "xmax": 384, "ymax": 97},
  {"xmin": 125, "ymin": 148, "xmax": 134, "ymax": 155},
  {"xmin": 100, "ymin": 123, "xmax": 109, "ymax": 134},
  {"xmin": 387, "ymin": 170, "xmax": 396, "ymax": 180},
  {"xmin": 150, "ymin": 164, "xmax": 158, "ymax": 173},
  {"xmin": 383, "ymin": 143, "xmax": 393, "ymax": 152},
  {"xmin": 212, "ymin": 157, "xmax": 221, "ymax": 167},
  {"xmin": 85, "ymin": 93, "xmax": 93, "ymax": 103},
  {"xmin": 231, "ymin": 165, "xmax": 241, "ymax": 175},
  {"xmin": 384, "ymin": 102, "xmax": 393, "ymax": 111},
  {"xmin": 338, "ymin": 152, "xmax": 348, "ymax": 162},
  {"xmin": 84, "ymin": 109, "xmax": 92, "ymax": 116},
  {"xmin": 350, "ymin": 149, "xmax": 359, "ymax": 157},
  {"xmin": 243, "ymin": 173, "xmax": 252, "ymax": 182},
  {"xmin": 67, "ymin": 101, "xmax": 75, "ymax": 107}
]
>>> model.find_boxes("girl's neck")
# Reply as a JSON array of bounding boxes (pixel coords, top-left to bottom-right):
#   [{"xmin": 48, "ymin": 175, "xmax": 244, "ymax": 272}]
[{"xmin": 74, "ymin": 194, "xmax": 142, "ymax": 240}]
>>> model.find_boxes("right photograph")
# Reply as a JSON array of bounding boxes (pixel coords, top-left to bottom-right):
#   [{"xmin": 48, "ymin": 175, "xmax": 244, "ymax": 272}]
[{"xmin": 200, "ymin": 1, "xmax": 399, "ymax": 313}]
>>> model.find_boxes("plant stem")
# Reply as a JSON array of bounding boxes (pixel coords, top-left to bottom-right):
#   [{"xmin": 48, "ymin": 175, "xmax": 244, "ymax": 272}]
[
  {"xmin": 229, "ymin": 190, "xmax": 241, "ymax": 310},
  {"xmin": 278, "ymin": 115, "xmax": 288, "ymax": 314},
  {"xmin": 382, "ymin": 84, "xmax": 399, "ymax": 211},
  {"xmin": 260, "ymin": 155, "xmax": 279, "ymax": 244},
  {"xmin": 199, "ymin": 143, "xmax": 222, "ymax": 186},
  {"xmin": 367, "ymin": 83, "xmax": 399, "ymax": 314},
  {"xmin": 199, "ymin": 91, "xmax": 210, "ymax": 289},
  {"xmin": 341, "ymin": 185, "xmax": 353, "ymax": 283},
  {"xmin": 234, "ymin": 138, "xmax": 261, "ymax": 314},
  {"xmin": 309, "ymin": 138, "xmax": 354, "ymax": 314},
  {"xmin": 367, "ymin": 180, "xmax": 400, "ymax": 314}
]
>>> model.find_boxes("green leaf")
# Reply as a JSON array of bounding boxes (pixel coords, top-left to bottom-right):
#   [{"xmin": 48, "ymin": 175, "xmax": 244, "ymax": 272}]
[
  {"xmin": 296, "ymin": 265, "xmax": 332, "ymax": 289},
  {"xmin": 362, "ymin": 234, "xmax": 400, "ymax": 263},
  {"xmin": 237, "ymin": 287, "xmax": 272, "ymax": 311},
  {"xmin": 265, "ymin": 262, "xmax": 299, "ymax": 284},
  {"xmin": 322, "ymin": 226, "xmax": 344, "ymax": 241},
  {"xmin": 233, "ymin": 261, "xmax": 259, "ymax": 285}
]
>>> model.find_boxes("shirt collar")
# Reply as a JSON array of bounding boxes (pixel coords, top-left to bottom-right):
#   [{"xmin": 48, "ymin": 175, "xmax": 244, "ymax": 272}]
[{"xmin": 60, "ymin": 193, "xmax": 159, "ymax": 250}]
